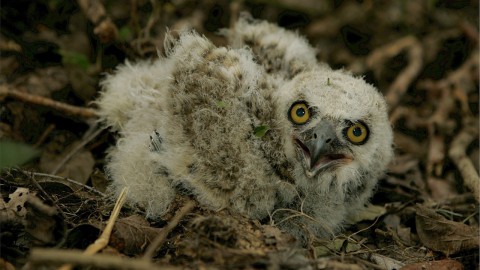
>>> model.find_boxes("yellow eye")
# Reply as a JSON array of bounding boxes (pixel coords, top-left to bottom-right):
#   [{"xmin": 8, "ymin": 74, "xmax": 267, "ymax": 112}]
[
  {"xmin": 289, "ymin": 102, "xmax": 310, "ymax": 125},
  {"xmin": 345, "ymin": 122, "xmax": 369, "ymax": 145}
]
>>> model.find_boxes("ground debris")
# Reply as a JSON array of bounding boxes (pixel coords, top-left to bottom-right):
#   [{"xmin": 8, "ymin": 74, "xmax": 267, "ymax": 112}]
[
  {"xmin": 415, "ymin": 206, "xmax": 479, "ymax": 255},
  {"xmin": 0, "ymin": 1, "xmax": 478, "ymax": 269}
]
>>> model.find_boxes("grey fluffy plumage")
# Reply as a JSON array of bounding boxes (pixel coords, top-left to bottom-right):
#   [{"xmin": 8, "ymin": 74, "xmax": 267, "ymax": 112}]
[{"xmin": 96, "ymin": 14, "xmax": 393, "ymax": 243}]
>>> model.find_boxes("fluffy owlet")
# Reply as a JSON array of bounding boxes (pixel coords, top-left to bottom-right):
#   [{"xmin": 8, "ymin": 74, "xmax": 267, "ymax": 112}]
[{"xmin": 96, "ymin": 14, "xmax": 393, "ymax": 243}]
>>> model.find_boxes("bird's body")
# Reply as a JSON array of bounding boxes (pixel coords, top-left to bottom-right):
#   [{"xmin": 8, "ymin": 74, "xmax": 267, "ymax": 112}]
[{"xmin": 96, "ymin": 15, "xmax": 393, "ymax": 243}]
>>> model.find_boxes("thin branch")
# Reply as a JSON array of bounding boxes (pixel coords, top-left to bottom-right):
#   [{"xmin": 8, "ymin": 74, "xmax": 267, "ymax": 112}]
[
  {"xmin": 29, "ymin": 249, "xmax": 181, "ymax": 270},
  {"xmin": 50, "ymin": 126, "xmax": 103, "ymax": 175},
  {"xmin": 58, "ymin": 187, "xmax": 129, "ymax": 270},
  {"xmin": 0, "ymin": 85, "xmax": 97, "ymax": 119},
  {"xmin": 229, "ymin": 0, "xmax": 243, "ymax": 29},
  {"xmin": 143, "ymin": 200, "xmax": 196, "ymax": 259},
  {"xmin": 28, "ymin": 172, "xmax": 68, "ymax": 248},
  {"xmin": 33, "ymin": 124, "xmax": 56, "ymax": 148},
  {"xmin": 366, "ymin": 36, "xmax": 423, "ymax": 109},
  {"xmin": 21, "ymin": 170, "xmax": 105, "ymax": 197},
  {"xmin": 448, "ymin": 117, "xmax": 479, "ymax": 202},
  {"xmin": 77, "ymin": 0, "xmax": 118, "ymax": 43}
]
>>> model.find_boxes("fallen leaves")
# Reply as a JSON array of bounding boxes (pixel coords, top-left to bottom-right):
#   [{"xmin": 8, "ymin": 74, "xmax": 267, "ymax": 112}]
[
  {"xmin": 110, "ymin": 215, "xmax": 163, "ymax": 255},
  {"xmin": 0, "ymin": 187, "xmax": 62, "ymax": 245},
  {"xmin": 415, "ymin": 206, "xmax": 479, "ymax": 255},
  {"xmin": 40, "ymin": 140, "xmax": 95, "ymax": 184},
  {"xmin": 314, "ymin": 238, "xmax": 361, "ymax": 256}
]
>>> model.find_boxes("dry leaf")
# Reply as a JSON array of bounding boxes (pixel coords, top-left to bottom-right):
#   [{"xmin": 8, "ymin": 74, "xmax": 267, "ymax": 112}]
[
  {"xmin": 40, "ymin": 141, "xmax": 95, "ymax": 184},
  {"xmin": 0, "ymin": 187, "xmax": 30, "ymax": 223},
  {"xmin": 90, "ymin": 168, "xmax": 110, "ymax": 193},
  {"xmin": 0, "ymin": 187, "xmax": 61, "ymax": 245},
  {"xmin": 427, "ymin": 176, "xmax": 458, "ymax": 200},
  {"xmin": 24, "ymin": 192, "xmax": 60, "ymax": 245},
  {"xmin": 262, "ymin": 225, "xmax": 294, "ymax": 248},
  {"xmin": 370, "ymin": 253, "xmax": 405, "ymax": 270},
  {"xmin": 314, "ymin": 238, "xmax": 361, "ymax": 256},
  {"xmin": 111, "ymin": 215, "xmax": 163, "ymax": 255},
  {"xmin": 400, "ymin": 259, "xmax": 464, "ymax": 270},
  {"xmin": 415, "ymin": 206, "xmax": 479, "ymax": 254},
  {"xmin": 347, "ymin": 203, "xmax": 386, "ymax": 224},
  {"xmin": 396, "ymin": 226, "xmax": 413, "ymax": 246}
]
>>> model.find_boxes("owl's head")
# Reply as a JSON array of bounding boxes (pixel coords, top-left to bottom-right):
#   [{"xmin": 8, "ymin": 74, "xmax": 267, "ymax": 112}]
[{"xmin": 274, "ymin": 67, "xmax": 393, "ymax": 189}]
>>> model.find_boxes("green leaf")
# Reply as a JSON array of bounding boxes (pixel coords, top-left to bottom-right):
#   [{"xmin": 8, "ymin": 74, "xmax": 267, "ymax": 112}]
[
  {"xmin": 254, "ymin": 125, "xmax": 270, "ymax": 138},
  {"xmin": 215, "ymin": 100, "xmax": 228, "ymax": 108},
  {"xmin": 59, "ymin": 50, "xmax": 90, "ymax": 71},
  {"xmin": 118, "ymin": 26, "xmax": 133, "ymax": 42},
  {"xmin": 0, "ymin": 140, "xmax": 40, "ymax": 171}
]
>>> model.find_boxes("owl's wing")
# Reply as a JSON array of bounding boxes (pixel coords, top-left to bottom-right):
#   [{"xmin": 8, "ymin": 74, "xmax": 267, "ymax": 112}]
[
  {"xmin": 160, "ymin": 31, "xmax": 280, "ymax": 219},
  {"xmin": 224, "ymin": 13, "xmax": 320, "ymax": 79},
  {"xmin": 95, "ymin": 59, "xmax": 174, "ymax": 131}
]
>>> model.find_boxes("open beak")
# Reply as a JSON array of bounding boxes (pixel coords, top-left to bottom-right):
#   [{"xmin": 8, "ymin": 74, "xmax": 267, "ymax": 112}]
[{"xmin": 294, "ymin": 123, "xmax": 353, "ymax": 178}]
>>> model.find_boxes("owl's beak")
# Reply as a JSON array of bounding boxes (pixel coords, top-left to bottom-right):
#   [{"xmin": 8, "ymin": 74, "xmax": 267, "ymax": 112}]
[{"xmin": 294, "ymin": 124, "xmax": 353, "ymax": 178}]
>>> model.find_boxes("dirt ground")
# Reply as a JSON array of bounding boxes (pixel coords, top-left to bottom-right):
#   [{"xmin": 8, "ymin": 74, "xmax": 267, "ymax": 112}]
[{"xmin": 0, "ymin": 1, "xmax": 479, "ymax": 269}]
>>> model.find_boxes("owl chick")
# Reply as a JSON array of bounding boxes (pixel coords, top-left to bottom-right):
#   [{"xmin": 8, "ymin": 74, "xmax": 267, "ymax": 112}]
[
  {"xmin": 96, "ymin": 16, "xmax": 393, "ymax": 243},
  {"xmin": 227, "ymin": 14, "xmax": 394, "ymax": 241}
]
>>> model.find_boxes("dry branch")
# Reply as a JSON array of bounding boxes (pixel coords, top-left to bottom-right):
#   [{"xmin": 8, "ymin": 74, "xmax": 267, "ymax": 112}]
[
  {"xmin": 58, "ymin": 187, "xmax": 128, "ymax": 270},
  {"xmin": 30, "ymin": 249, "xmax": 181, "ymax": 270},
  {"xmin": 50, "ymin": 127, "xmax": 102, "ymax": 175},
  {"xmin": 77, "ymin": 0, "xmax": 118, "ymax": 43},
  {"xmin": 448, "ymin": 117, "xmax": 479, "ymax": 202},
  {"xmin": 0, "ymin": 85, "xmax": 97, "ymax": 119},
  {"xmin": 366, "ymin": 36, "xmax": 423, "ymax": 109},
  {"xmin": 143, "ymin": 200, "xmax": 196, "ymax": 259}
]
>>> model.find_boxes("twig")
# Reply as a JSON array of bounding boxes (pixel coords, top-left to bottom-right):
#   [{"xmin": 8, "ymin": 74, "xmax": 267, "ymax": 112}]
[
  {"xmin": 26, "ymin": 195, "xmax": 58, "ymax": 216},
  {"xmin": 58, "ymin": 187, "xmax": 128, "ymax": 270},
  {"xmin": 88, "ymin": 187, "xmax": 128, "ymax": 252},
  {"xmin": 229, "ymin": 0, "xmax": 243, "ymax": 29},
  {"xmin": 77, "ymin": 0, "xmax": 118, "ymax": 43},
  {"xmin": 33, "ymin": 124, "xmax": 55, "ymax": 148},
  {"xmin": 306, "ymin": 2, "xmax": 369, "ymax": 37},
  {"xmin": 384, "ymin": 39, "xmax": 423, "ymax": 109},
  {"xmin": 366, "ymin": 36, "xmax": 423, "ymax": 109},
  {"xmin": 417, "ymin": 50, "xmax": 479, "ymax": 95},
  {"xmin": 29, "ymin": 249, "xmax": 181, "ymax": 270},
  {"xmin": 28, "ymin": 173, "xmax": 69, "ymax": 248},
  {"xmin": 448, "ymin": 117, "xmax": 479, "ymax": 202},
  {"xmin": 130, "ymin": 0, "xmax": 162, "ymax": 56},
  {"xmin": 0, "ymin": 85, "xmax": 97, "ymax": 119},
  {"xmin": 21, "ymin": 170, "xmax": 105, "ymax": 197},
  {"xmin": 50, "ymin": 125, "xmax": 103, "ymax": 175},
  {"xmin": 143, "ymin": 199, "xmax": 196, "ymax": 259},
  {"xmin": 143, "ymin": 0, "xmax": 161, "ymax": 40},
  {"xmin": 460, "ymin": 20, "xmax": 479, "ymax": 45}
]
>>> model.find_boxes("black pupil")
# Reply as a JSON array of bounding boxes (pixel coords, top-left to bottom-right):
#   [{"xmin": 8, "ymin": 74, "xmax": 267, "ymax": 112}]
[
  {"xmin": 296, "ymin": 107, "xmax": 305, "ymax": 117},
  {"xmin": 352, "ymin": 127, "xmax": 362, "ymax": 137}
]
